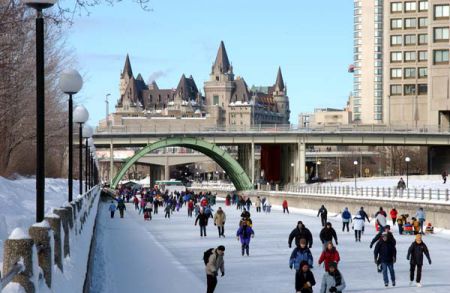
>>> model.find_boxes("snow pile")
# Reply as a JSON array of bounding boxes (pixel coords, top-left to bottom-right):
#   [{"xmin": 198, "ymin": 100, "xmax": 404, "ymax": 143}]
[{"xmin": 8, "ymin": 228, "xmax": 29, "ymax": 240}]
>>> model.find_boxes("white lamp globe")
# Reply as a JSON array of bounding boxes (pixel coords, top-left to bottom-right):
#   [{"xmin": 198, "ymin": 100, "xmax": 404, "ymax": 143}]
[
  {"xmin": 405, "ymin": 157, "xmax": 411, "ymax": 162},
  {"xmin": 82, "ymin": 124, "xmax": 93, "ymax": 138},
  {"xmin": 353, "ymin": 160, "xmax": 358, "ymax": 165},
  {"xmin": 73, "ymin": 105, "xmax": 89, "ymax": 124},
  {"xmin": 59, "ymin": 69, "xmax": 83, "ymax": 94}
]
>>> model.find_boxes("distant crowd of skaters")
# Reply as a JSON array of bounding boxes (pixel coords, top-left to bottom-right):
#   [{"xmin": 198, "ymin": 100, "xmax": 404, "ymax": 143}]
[{"xmin": 109, "ymin": 186, "xmax": 433, "ymax": 293}]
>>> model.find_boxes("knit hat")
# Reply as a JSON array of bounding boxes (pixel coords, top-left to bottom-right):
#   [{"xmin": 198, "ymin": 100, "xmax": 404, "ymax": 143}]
[
  {"xmin": 300, "ymin": 261, "xmax": 309, "ymax": 269},
  {"xmin": 217, "ymin": 245, "xmax": 225, "ymax": 251},
  {"xmin": 299, "ymin": 238, "xmax": 307, "ymax": 245},
  {"xmin": 415, "ymin": 234, "xmax": 422, "ymax": 241},
  {"xmin": 328, "ymin": 261, "xmax": 337, "ymax": 269}
]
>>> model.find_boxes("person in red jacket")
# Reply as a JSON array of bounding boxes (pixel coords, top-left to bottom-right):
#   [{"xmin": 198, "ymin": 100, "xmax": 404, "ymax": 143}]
[
  {"xmin": 390, "ymin": 208, "xmax": 398, "ymax": 227},
  {"xmin": 187, "ymin": 200, "xmax": 194, "ymax": 217},
  {"xmin": 318, "ymin": 241, "xmax": 340, "ymax": 272},
  {"xmin": 282, "ymin": 199, "xmax": 289, "ymax": 214}
]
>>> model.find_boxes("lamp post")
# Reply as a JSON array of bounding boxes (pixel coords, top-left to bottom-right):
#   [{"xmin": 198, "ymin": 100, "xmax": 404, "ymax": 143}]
[
  {"xmin": 316, "ymin": 161, "xmax": 321, "ymax": 179},
  {"xmin": 405, "ymin": 156, "xmax": 411, "ymax": 188},
  {"xmin": 83, "ymin": 128, "xmax": 93, "ymax": 192},
  {"xmin": 73, "ymin": 105, "xmax": 89, "ymax": 194},
  {"xmin": 105, "ymin": 93, "xmax": 111, "ymax": 128},
  {"xmin": 59, "ymin": 69, "xmax": 83, "ymax": 202},
  {"xmin": 23, "ymin": 0, "xmax": 56, "ymax": 222},
  {"xmin": 353, "ymin": 160, "xmax": 358, "ymax": 189}
]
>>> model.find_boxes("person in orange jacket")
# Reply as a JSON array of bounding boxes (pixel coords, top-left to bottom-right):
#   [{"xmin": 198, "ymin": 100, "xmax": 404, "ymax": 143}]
[
  {"xmin": 282, "ymin": 199, "xmax": 289, "ymax": 214},
  {"xmin": 390, "ymin": 208, "xmax": 398, "ymax": 226}
]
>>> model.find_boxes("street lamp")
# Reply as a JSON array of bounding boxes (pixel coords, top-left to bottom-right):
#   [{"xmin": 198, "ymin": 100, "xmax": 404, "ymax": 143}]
[
  {"xmin": 105, "ymin": 93, "xmax": 111, "ymax": 128},
  {"xmin": 316, "ymin": 161, "xmax": 321, "ymax": 179},
  {"xmin": 82, "ymin": 124, "xmax": 93, "ymax": 193},
  {"xmin": 23, "ymin": 0, "xmax": 56, "ymax": 222},
  {"xmin": 405, "ymin": 156, "xmax": 411, "ymax": 188},
  {"xmin": 353, "ymin": 160, "xmax": 358, "ymax": 189},
  {"xmin": 73, "ymin": 105, "xmax": 89, "ymax": 194},
  {"xmin": 59, "ymin": 69, "xmax": 83, "ymax": 202}
]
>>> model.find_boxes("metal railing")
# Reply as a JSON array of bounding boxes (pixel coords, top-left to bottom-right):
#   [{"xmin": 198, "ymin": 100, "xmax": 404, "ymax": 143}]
[
  {"xmin": 1, "ymin": 262, "xmax": 25, "ymax": 290},
  {"xmin": 95, "ymin": 123, "xmax": 450, "ymax": 135}
]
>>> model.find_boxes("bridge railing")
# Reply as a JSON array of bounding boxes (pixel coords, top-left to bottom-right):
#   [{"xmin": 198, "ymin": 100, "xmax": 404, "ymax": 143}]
[{"xmin": 95, "ymin": 123, "xmax": 450, "ymax": 135}]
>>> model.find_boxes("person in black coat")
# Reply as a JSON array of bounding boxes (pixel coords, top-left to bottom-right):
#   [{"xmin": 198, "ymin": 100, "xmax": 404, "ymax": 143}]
[
  {"xmin": 374, "ymin": 233, "xmax": 397, "ymax": 287},
  {"xmin": 370, "ymin": 225, "xmax": 396, "ymax": 249},
  {"xmin": 195, "ymin": 209, "xmax": 209, "ymax": 237},
  {"xmin": 317, "ymin": 205, "xmax": 328, "ymax": 227},
  {"xmin": 295, "ymin": 261, "xmax": 316, "ymax": 293},
  {"xmin": 407, "ymin": 234, "xmax": 431, "ymax": 287},
  {"xmin": 319, "ymin": 222, "xmax": 338, "ymax": 248},
  {"xmin": 289, "ymin": 221, "xmax": 314, "ymax": 248}
]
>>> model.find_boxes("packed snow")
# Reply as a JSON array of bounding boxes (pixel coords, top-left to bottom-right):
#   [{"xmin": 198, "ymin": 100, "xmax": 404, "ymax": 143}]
[{"xmin": 90, "ymin": 198, "xmax": 450, "ymax": 293}]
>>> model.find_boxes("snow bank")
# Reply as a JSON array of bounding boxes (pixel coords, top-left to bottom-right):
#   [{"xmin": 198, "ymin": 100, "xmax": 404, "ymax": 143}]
[{"xmin": 8, "ymin": 228, "xmax": 29, "ymax": 240}]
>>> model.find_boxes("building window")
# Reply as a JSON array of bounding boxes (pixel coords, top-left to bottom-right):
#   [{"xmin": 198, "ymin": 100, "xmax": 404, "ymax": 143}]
[
  {"xmin": 404, "ymin": 34, "xmax": 416, "ymax": 45},
  {"xmin": 391, "ymin": 2, "xmax": 402, "ymax": 12},
  {"xmin": 435, "ymin": 4, "xmax": 450, "ymax": 19},
  {"xmin": 433, "ymin": 49, "xmax": 449, "ymax": 64},
  {"xmin": 418, "ymin": 34, "xmax": 428, "ymax": 45},
  {"xmin": 419, "ymin": 1, "xmax": 428, "ymax": 11},
  {"xmin": 418, "ymin": 84, "xmax": 428, "ymax": 95},
  {"xmin": 434, "ymin": 27, "xmax": 449, "ymax": 42},
  {"xmin": 418, "ymin": 67, "xmax": 428, "ymax": 78},
  {"xmin": 391, "ymin": 85, "xmax": 402, "ymax": 95},
  {"xmin": 213, "ymin": 95, "xmax": 219, "ymax": 105},
  {"xmin": 391, "ymin": 51, "xmax": 402, "ymax": 62},
  {"xmin": 391, "ymin": 18, "xmax": 402, "ymax": 29},
  {"xmin": 418, "ymin": 17, "xmax": 428, "ymax": 28},
  {"xmin": 404, "ymin": 84, "xmax": 416, "ymax": 95},
  {"xmin": 404, "ymin": 18, "xmax": 416, "ymax": 29},
  {"xmin": 404, "ymin": 67, "xmax": 416, "ymax": 78},
  {"xmin": 391, "ymin": 35, "xmax": 402, "ymax": 46},
  {"xmin": 419, "ymin": 51, "xmax": 428, "ymax": 61},
  {"xmin": 405, "ymin": 1, "xmax": 417, "ymax": 12},
  {"xmin": 391, "ymin": 68, "xmax": 402, "ymax": 79},
  {"xmin": 404, "ymin": 51, "xmax": 416, "ymax": 62}
]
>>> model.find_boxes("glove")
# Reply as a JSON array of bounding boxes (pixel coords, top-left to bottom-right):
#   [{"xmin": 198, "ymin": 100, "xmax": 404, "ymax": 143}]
[
  {"xmin": 429, "ymin": 260, "xmax": 432, "ymax": 265},
  {"xmin": 335, "ymin": 242, "xmax": 338, "ymax": 245},
  {"xmin": 393, "ymin": 257, "xmax": 396, "ymax": 263},
  {"xmin": 309, "ymin": 244, "xmax": 312, "ymax": 249},
  {"xmin": 329, "ymin": 287, "xmax": 337, "ymax": 292},
  {"xmin": 221, "ymin": 271, "xmax": 225, "ymax": 277},
  {"xmin": 289, "ymin": 244, "xmax": 292, "ymax": 248},
  {"xmin": 369, "ymin": 243, "xmax": 373, "ymax": 249},
  {"xmin": 214, "ymin": 223, "xmax": 216, "ymax": 226},
  {"xmin": 289, "ymin": 265, "xmax": 293, "ymax": 270}
]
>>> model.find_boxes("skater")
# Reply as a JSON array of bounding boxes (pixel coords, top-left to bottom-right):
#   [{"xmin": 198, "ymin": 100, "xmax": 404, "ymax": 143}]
[
  {"xmin": 245, "ymin": 197, "xmax": 252, "ymax": 211},
  {"xmin": 318, "ymin": 242, "xmax": 340, "ymax": 272},
  {"xmin": 283, "ymin": 199, "xmax": 290, "ymax": 214},
  {"xmin": 255, "ymin": 196, "xmax": 262, "ymax": 213},
  {"xmin": 289, "ymin": 238, "xmax": 314, "ymax": 271},
  {"xmin": 442, "ymin": 170, "xmax": 448, "ymax": 184},
  {"xmin": 109, "ymin": 201, "xmax": 116, "ymax": 218},
  {"xmin": 205, "ymin": 245, "xmax": 225, "ymax": 293},
  {"xmin": 357, "ymin": 206, "xmax": 370, "ymax": 234},
  {"xmin": 341, "ymin": 207, "xmax": 351, "ymax": 232},
  {"xmin": 195, "ymin": 209, "xmax": 209, "ymax": 237},
  {"xmin": 187, "ymin": 200, "xmax": 194, "ymax": 217},
  {"xmin": 407, "ymin": 234, "xmax": 431, "ymax": 287},
  {"xmin": 144, "ymin": 200, "xmax": 153, "ymax": 220},
  {"xmin": 214, "ymin": 207, "xmax": 226, "ymax": 237},
  {"xmin": 317, "ymin": 205, "xmax": 328, "ymax": 227},
  {"xmin": 236, "ymin": 221, "xmax": 254, "ymax": 256},
  {"xmin": 352, "ymin": 214, "xmax": 364, "ymax": 242},
  {"xmin": 164, "ymin": 202, "xmax": 172, "ymax": 218},
  {"xmin": 374, "ymin": 232, "xmax": 397, "ymax": 287},
  {"xmin": 370, "ymin": 225, "xmax": 396, "ymax": 249},
  {"xmin": 319, "ymin": 262, "xmax": 346, "ymax": 293},
  {"xmin": 139, "ymin": 197, "xmax": 146, "ymax": 215},
  {"xmin": 319, "ymin": 222, "xmax": 338, "ymax": 249},
  {"xmin": 389, "ymin": 208, "xmax": 398, "ymax": 227},
  {"xmin": 415, "ymin": 207, "xmax": 426, "ymax": 234},
  {"xmin": 295, "ymin": 261, "xmax": 316, "ymax": 293},
  {"xmin": 375, "ymin": 208, "xmax": 387, "ymax": 232},
  {"xmin": 117, "ymin": 199, "xmax": 126, "ymax": 218},
  {"xmin": 288, "ymin": 221, "xmax": 313, "ymax": 248},
  {"xmin": 133, "ymin": 196, "xmax": 139, "ymax": 211},
  {"xmin": 264, "ymin": 199, "xmax": 272, "ymax": 213}
]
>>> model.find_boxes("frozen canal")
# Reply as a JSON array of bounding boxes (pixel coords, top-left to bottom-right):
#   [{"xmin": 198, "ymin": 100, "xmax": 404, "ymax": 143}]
[{"xmin": 90, "ymin": 198, "xmax": 450, "ymax": 293}]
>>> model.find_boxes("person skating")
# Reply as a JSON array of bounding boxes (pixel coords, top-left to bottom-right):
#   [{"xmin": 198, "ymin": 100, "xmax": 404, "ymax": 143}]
[
  {"xmin": 109, "ymin": 201, "xmax": 116, "ymax": 218},
  {"xmin": 264, "ymin": 199, "xmax": 272, "ymax": 213},
  {"xmin": 283, "ymin": 199, "xmax": 290, "ymax": 214},
  {"xmin": 415, "ymin": 207, "xmax": 426, "ymax": 234},
  {"xmin": 357, "ymin": 207, "xmax": 370, "ymax": 234},
  {"xmin": 389, "ymin": 208, "xmax": 398, "ymax": 227},
  {"xmin": 370, "ymin": 225, "xmax": 396, "ymax": 249},
  {"xmin": 317, "ymin": 205, "xmax": 328, "ymax": 227},
  {"xmin": 195, "ymin": 209, "xmax": 209, "ymax": 237},
  {"xmin": 374, "ymin": 232, "xmax": 397, "ymax": 287},
  {"xmin": 352, "ymin": 214, "xmax": 364, "ymax": 242},
  {"xmin": 133, "ymin": 195, "xmax": 139, "ymax": 211},
  {"xmin": 375, "ymin": 208, "xmax": 387, "ymax": 231},
  {"xmin": 318, "ymin": 242, "xmax": 340, "ymax": 272},
  {"xmin": 236, "ymin": 221, "xmax": 254, "ymax": 256},
  {"xmin": 245, "ymin": 198, "xmax": 252, "ymax": 211},
  {"xmin": 319, "ymin": 222, "xmax": 338, "ymax": 249},
  {"xmin": 319, "ymin": 262, "xmax": 346, "ymax": 293},
  {"xmin": 407, "ymin": 234, "xmax": 431, "ymax": 287},
  {"xmin": 117, "ymin": 199, "xmax": 126, "ymax": 218},
  {"xmin": 255, "ymin": 196, "xmax": 262, "ymax": 213},
  {"xmin": 295, "ymin": 261, "xmax": 316, "ymax": 293},
  {"xmin": 289, "ymin": 221, "xmax": 314, "ymax": 248},
  {"xmin": 144, "ymin": 200, "xmax": 153, "ymax": 220},
  {"xmin": 187, "ymin": 200, "xmax": 194, "ymax": 217},
  {"xmin": 164, "ymin": 202, "xmax": 172, "ymax": 218},
  {"xmin": 341, "ymin": 207, "xmax": 351, "ymax": 232},
  {"xmin": 205, "ymin": 245, "xmax": 225, "ymax": 293},
  {"xmin": 213, "ymin": 207, "xmax": 226, "ymax": 237},
  {"xmin": 290, "ymin": 238, "xmax": 314, "ymax": 271}
]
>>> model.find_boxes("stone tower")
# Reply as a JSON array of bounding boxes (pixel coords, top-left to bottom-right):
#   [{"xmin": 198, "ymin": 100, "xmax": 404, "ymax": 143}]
[{"xmin": 273, "ymin": 67, "xmax": 290, "ymax": 124}]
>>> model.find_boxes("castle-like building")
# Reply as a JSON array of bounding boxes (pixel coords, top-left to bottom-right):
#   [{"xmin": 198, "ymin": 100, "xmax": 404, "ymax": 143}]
[{"xmin": 104, "ymin": 41, "xmax": 290, "ymax": 130}]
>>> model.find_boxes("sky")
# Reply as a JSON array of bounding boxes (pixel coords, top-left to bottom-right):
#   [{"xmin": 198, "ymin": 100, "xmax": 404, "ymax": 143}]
[{"xmin": 65, "ymin": 0, "xmax": 354, "ymax": 128}]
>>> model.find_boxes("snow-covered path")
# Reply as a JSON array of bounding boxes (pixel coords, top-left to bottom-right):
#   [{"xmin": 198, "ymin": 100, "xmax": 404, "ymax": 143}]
[{"xmin": 90, "ymin": 199, "xmax": 450, "ymax": 293}]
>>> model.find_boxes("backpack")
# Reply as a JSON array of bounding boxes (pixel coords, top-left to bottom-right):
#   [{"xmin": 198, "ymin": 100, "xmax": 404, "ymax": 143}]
[{"xmin": 203, "ymin": 248, "xmax": 214, "ymax": 265}]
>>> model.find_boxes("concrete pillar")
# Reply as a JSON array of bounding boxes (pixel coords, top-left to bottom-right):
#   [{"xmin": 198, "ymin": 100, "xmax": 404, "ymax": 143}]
[
  {"xmin": 109, "ymin": 142, "xmax": 114, "ymax": 185},
  {"xmin": 251, "ymin": 142, "xmax": 255, "ymax": 186},
  {"xmin": 45, "ymin": 215, "xmax": 63, "ymax": 271},
  {"xmin": 64, "ymin": 206, "xmax": 74, "ymax": 229},
  {"xmin": 29, "ymin": 222, "xmax": 52, "ymax": 288},
  {"xmin": 2, "ymin": 231, "xmax": 35, "ymax": 293},
  {"xmin": 53, "ymin": 208, "xmax": 71, "ymax": 258},
  {"xmin": 298, "ymin": 142, "xmax": 306, "ymax": 184}
]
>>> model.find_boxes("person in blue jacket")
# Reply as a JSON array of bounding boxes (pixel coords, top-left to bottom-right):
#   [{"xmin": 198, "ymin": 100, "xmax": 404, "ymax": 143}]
[
  {"xmin": 290, "ymin": 238, "xmax": 314, "ymax": 271},
  {"xmin": 341, "ymin": 207, "xmax": 352, "ymax": 232},
  {"xmin": 109, "ymin": 201, "xmax": 117, "ymax": 218},
  {"xmin": 236, "ymin": 221, "xmax": 255, "ymax": 256}
]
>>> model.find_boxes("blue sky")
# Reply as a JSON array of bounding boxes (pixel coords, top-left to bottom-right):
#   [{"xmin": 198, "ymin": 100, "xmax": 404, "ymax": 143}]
[{"xmin": 66, "ymin": 0, "xmax": 353, "ymax": 127}]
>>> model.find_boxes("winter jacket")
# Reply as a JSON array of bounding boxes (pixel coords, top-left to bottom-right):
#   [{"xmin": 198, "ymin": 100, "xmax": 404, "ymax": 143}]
[
  {"xmin": 358, "ymin": 209, "xmax": 370, "ymax": 222},
  {"xmin": 290, "ymin": 247, "xmax": 314, "ymax": 270},
  {"xmin": 282, "ymin": 200, "xmax": 288, "ymax": 208},
  {"xmin": 117, "ymin": 201, "xmax": 126, "ymax": 211},
  {"xmin": 341, "ymin": 209, "xmax": 351, "ymax": 223},
  {"xmin": 213, "ymin": 210, "xmax": 226, "ymax": 227},
  {"xmin": 389, "ymin": 209, "xmax": 398, "ymax": 219},
  {"xmin": 320, "ymin": 270, "xmax": 346, "ymax": 293},
  {"xmin": 317, "ymin": 206, "xmax": 327, "ymax": 218},
  {"xmin": 205, "ymin": 249, "xmax": 225, "ymax": 276},
  {"xmin": 376, "ymin": 213, "xmax": 387, "ymax": 227},
  {"xmin": 318, "ymin": 248, "xmax": 340, "ymax": 271},
  {"xmin": 319, "ymin": 227, "xmax": 338, "ymax": 244},
  {"xmin": 255, "ymin": 197, "xmax": 261, "ymax": 208},
  {"xmin": 352, "ymin": 215, "xmax": 364, "ymax": 231},
  {"xmin": 109, "ymin": 204, "xmax": 116, "ymax": 212},
  {"xmin": 374, "ymin": 239, "xmax": 397, "ymax": 263},
  {"xmin": 236, "ymin": 225, "xmax": 254, "ymax": 245},
  {"xmin": 295, "ymin": 269, "xmax": 316, "ymax": 292},
  {"xmin": 415, "ymin": 209, "xmax": 426, "ymax": 221},
  {"xmin": 407, "ymin": 241, "xmax": 431, "ymax": 266},
  {"xmin": 289, "ymin": 226, "xmax": 314, "ymax": 248},
  {"xmin": 195, "ymin": 213, "xmax": 209, "ymax": 226}
]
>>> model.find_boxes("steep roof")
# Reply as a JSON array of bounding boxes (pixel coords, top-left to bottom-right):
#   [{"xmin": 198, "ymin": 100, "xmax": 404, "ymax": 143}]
[
  {"xmin": 230, "ymin": 78, "xmax": 251, "ymax": 103},
  {"xmin": 212, "ymin": 41, "xmax": 231, "ymax": 74},
  {"xmin": 176, "ymin": 74, "xmax": 199, "ymax": 100},
  {"xmin": 274, "ymin": 67, "xmax": 285, "ymax": 92},
  {"xmin": 122, "ymin": 54, "xmax": 133, "ymax": 78}
]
